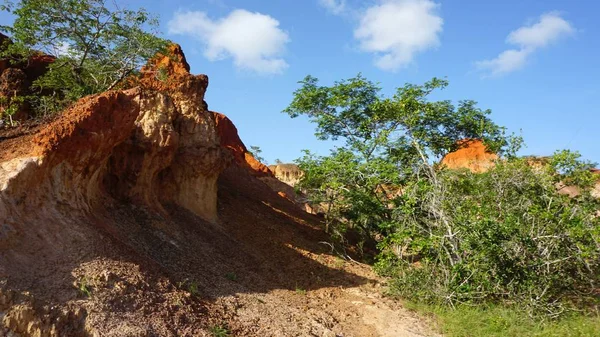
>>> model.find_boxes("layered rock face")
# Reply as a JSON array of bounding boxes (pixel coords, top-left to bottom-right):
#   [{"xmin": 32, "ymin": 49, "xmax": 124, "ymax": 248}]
[
  {"xmin": 0, "ymin": 44, "xmax": 234, "ymax": 335},
  {"xmin": 1, "ymin": 44, "xmax": 228, "ymax": 226},
  {"xmin": 440, "ymin": 139, "xmax": 498, "ymax": 173}
]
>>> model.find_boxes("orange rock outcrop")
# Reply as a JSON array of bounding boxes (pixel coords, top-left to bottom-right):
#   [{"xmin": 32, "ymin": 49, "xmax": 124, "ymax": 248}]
[
  {"xmin": 213, "ymin": 112, "xmax": 273, "ymax": 177},
  {"xmin": 440, "ymin": 139, "xmax": 498, "ymax": 173},
  {"xmin": 3, "ymin": 44, "xmax": 229, "ymax": 226},
  {"xmin": 268, "ymin": 163, "xmax": 303, "ymax": 187}
]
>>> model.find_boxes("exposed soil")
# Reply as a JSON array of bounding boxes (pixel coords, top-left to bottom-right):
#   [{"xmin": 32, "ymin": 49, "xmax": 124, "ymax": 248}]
[
  {"xmin": 0, "ymin": 43, "xmax": 437, "ymax": 336},
  {"xmin": 0, "ymin": 140, "xmax": 437, "ymax": 336},
  {"xmin": 0, "ymin": 118, "xmax": 51, "ymax": 162}
]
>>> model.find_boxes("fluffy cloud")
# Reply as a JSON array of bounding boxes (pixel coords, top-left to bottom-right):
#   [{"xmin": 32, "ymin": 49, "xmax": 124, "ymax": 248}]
[
  {"xmin": 477, "ymin": 12, "xmax": 575, "ymax": 77},
  {"xmin": 168, "ymin": 9, "xmax": 290, "ymax": 74},
  {"xmin": 475, "ymin": 49, "xmax": 531, "ymax": 76},
  {"xmin": 354, "ymin": 0, "xmax": 443, "ymax": 71},
  {"xmin": 318, "ymin": 0, "xmax": 346, "ymax": 15}
]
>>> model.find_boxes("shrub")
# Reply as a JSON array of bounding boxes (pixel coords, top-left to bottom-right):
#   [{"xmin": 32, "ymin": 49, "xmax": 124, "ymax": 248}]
[{"xmin": 376, "ymin": 156, "xmax": 600, "ymax": 316}]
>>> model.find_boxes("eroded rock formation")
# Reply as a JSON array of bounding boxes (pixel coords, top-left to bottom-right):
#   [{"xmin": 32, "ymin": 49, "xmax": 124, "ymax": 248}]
[
  {"xmin": 0, "ymin": 45, "xmax": 231, "ymax": 335},
  {"xmin": 2, "ymin": 45, "xmax": 229, "ymax": 225},
  {"xmin": 440, "ymin": 139, "xmax": 498, "ymax": 173},
  {"xmin": 213, "ymin": 112, "xmax": 272, "ymax": 177},
  {"xmin": 268, "ymin": 163, "xmax": 303, "ymax": 187}
]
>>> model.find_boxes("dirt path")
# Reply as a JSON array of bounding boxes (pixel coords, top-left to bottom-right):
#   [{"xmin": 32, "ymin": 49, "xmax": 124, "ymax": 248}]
[
  {"xmin": 201, "ymin": 250, "xmax": 438, "ymax": 336},
  {"xmin": 299, "ymin": 246, "xmax": 438, "ymax": 337},
  {"xmin": 344, "ymin": 285, "xmax": 436, "ymax": 337},
  {"xmin": 205, "ymin": 167, "xmax": 440, "ymax": 336}
]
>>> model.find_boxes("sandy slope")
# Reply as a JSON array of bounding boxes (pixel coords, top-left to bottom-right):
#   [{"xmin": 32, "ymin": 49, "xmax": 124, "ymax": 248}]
[{"xmin": 0, "ymin": 43, "xmax": 437, "ymax": 336}]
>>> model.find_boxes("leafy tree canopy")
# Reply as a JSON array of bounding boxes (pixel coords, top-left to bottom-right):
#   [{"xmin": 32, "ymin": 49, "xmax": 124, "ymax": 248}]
[
  {"xmin": 284, "ymin": 74, "xmax": 520, "ymax": 162},
  {"xmin": 1, "ymin": 0, "xmax": 168, "ymax": 113}
]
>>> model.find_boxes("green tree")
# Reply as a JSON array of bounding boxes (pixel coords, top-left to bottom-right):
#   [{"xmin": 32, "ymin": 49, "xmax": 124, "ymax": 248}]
[
  {"xmin": 284, "ymin": 74, "xmax": 600, "ymax": 316},
  {"xmin": 1, "ymin": 0, "xmax": 167, "ymax": 113},
  {"xmin": 284, "ymin": 74, "xmax": 517, "ymax": 238},
  {"xmin": 249, "ymin": 145, "xmax": 266, "ymax": 164}
]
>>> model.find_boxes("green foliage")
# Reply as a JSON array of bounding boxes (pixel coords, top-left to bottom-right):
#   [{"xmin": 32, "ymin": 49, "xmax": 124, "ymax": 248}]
[
  {"xmin": 249, "ymin": 145, "xmax": 266, "ymax": 164},
  {"xmin": 407, "ymin": 302, "xmax": 600, "ymax": 337},
  {"xmin": 0, "ymin": 95, "xmax": 26, "ymax": 126},
  {"xmin": 75, "ymin": 277, "xmax": 92, "ymax": 298},
  {"xmin": 284, "ymin": 74, "xmax": 600, "ymax": 317},
  {"xmin": 376, "ymin": 157, "xmax": 600, "ymax": 316},
  {"xmin": 286, "ymin": 74, "xmax": 518, "ymax": 238},
  {"xmin": 295, "ymin": 286, "xmax": 307, "ymax": 295},
  {"xmin": 209, "ymin": 324, "xmax": 230, "ymax": 337},
  {"xmin": 225, "ymin": 272, "xmax": 238, "ymax": 282},
  {"xmin": 177, "ymin": 278, "xmax": 200, "ymax": 296},
  {"xmin": 284, "ymin": 74, "xmax": 517, "ymax": 158},
  {"xmin": 187, "ymin": 280, "xmax": 199, "ymax": 296},
  {"xmin": 551, "ymin": 150, "xmax": 597, "ymax": 189},
  {"xmin": 1, "ymin": 0, "xmax": 168, "ymax": 116},
  {"xmin": 155, "ymin": 65, "xmax": 169, "ymax": 83}
]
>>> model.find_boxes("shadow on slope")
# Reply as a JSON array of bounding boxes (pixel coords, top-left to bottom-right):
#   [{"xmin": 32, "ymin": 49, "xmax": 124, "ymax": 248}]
[{"xmin": 0, "ymin": 145, "xmax": 371, "ymax": 336}]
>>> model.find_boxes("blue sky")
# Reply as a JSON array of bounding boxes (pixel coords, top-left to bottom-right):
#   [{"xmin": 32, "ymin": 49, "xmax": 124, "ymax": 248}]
[{"xmin": 3, "ymin": 1, "xmax": 599, "ymax": 164}]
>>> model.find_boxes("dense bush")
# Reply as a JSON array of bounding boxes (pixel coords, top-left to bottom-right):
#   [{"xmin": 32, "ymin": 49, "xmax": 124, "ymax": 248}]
[
  {"xmin": 376, "ymin": 156, "xmax": 600, "ymax": 316},
  {"xmin": 285, "ymin": 74, "xmax": 600, "ymax": 317}
]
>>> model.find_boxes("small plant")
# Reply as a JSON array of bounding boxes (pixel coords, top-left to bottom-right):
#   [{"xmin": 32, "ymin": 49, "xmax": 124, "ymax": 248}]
[
  {"xmin": 333, "ymin": 257, "xmax": 345, "ymax": 269},
  {"xmin": 155, "ymin": 65, "xmax": 169, "ymax": 83},
  {"xmin": 188, "ymin": 280, "xmax": 199, "ymax": 296},
  {"xmin": 225, "ymin": 272, "xmax": 238, "ymax": 282},
  {"xmin": 209, "ymin": 324, "xmax": 230, "ymax": 337},
  {"xmin": 177, "ymin": 278, "xmax": 200, "ymax": 296},
  {"xmin": 76, "ymin": 277, "xmax": 92, "ymax": 298},
  {"xmin": 31, "ymin": 94, "xmax": 70, "ymax": 117},
  {"xmin": 248, "ymin": 145, "xmax": 266, "ymax": 164},
  {"xmin": 0, "ymin": 95, "xmax": 25, "ymax": 127},
  {"xmin": 295, "ymin": 285, "xmax": 306, "ymax": 295}
]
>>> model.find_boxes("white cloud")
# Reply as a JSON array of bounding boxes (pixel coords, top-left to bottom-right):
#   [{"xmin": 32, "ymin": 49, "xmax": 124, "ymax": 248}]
[
  {"xmin": 319, "ymin": 0, "xmax": 346, "ymax": 15},
  {"xmin": 475, "ymin": 49, "xmax": 531, "ymax": 76},
  {"xmin": 354, "ymin": 0, "xmax": 443, "ymax": 71},
  {"xmin": 507, "ymin": 12, "xmax": 575, "ymax": 49},
  {"xmin": 168, "ymin": 9, "xmax": 290, "ymax": 74},
  {"xmin": 477, "ymin": 12, "xmax": 575, "ymax": 77}
]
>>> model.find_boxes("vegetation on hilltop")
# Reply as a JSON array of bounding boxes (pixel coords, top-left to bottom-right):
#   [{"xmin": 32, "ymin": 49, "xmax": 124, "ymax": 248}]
[{"xmin": 0, "ymin": 0, "xmax": 167, "ymax": 119}]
